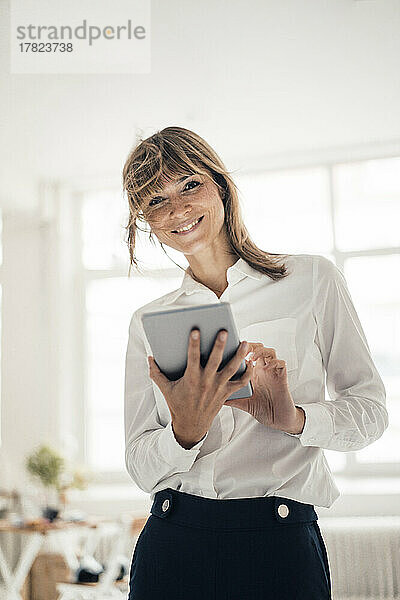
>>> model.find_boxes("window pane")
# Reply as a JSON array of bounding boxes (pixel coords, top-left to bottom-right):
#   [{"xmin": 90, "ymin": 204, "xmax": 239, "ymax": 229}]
[
  {"xmin": 82, "ymin": 190, "xmax": 129, "ymax": 270},
  {"xmin": 343, "ymin": 254, "xmax": 400, "ymax": 463},
  {"xmin": 235, "ymin": 168, "xmax": 333, "ymax": 254},
  {"xmin": 86, "ymin": 273, "xmax": 182, "ymax": 471},
  {"xmin": 333, "ymin": 158, "xmax": 400, "ymax": 252}
]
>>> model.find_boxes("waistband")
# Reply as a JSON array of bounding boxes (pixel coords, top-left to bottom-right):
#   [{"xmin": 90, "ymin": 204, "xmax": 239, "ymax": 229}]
[{"xmin": 150, "ymin": 488, "xmax": 318, "ymax": 531}]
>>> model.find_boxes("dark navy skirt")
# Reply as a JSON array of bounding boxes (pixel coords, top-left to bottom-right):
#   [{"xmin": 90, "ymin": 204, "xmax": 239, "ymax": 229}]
[{"xmin": 128, "ymin": 487, "xmax": 332, "ymax": 600}]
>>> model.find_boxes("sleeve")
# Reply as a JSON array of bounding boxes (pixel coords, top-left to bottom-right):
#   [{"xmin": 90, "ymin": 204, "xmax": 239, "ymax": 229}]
[
  {"xmin": 124, "ymin": 310, "xmax": 208, "ymax": 493},
  {"xmin": 291, "ymin": 255, "xmax": 389, "ymax": 451}
]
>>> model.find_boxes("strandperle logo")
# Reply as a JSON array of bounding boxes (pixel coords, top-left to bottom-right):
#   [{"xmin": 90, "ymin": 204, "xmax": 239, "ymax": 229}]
[
  {"xmin": 11, "ymin": 0, "xmax": 150, "ymax": 74},
  {"xmin": 16, "ymin": 19, "xmax": 146, "ymax": 46}
]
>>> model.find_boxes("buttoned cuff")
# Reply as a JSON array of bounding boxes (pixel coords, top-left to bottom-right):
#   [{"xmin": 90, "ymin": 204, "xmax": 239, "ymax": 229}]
[
  {"xmin": 293, "ymin": 402, "xmax": 334, "ymax": 447},
  {"xmin": 157, "ymin": 421, "xmax": 209, "ymax": 468}
]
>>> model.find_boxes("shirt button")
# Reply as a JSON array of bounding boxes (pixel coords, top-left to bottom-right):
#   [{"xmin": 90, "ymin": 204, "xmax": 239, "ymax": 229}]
[
  {"xmin": 278, "ymin": 504, "xmax": 289, "ymax": 518},
  {"xmin": 162, "ymin": 499, "xmax": 170, "ymax": 512}
]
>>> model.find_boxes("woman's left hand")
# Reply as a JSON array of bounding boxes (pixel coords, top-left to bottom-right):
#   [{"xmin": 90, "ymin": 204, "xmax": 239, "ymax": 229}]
[{"xmin": 224, "ymin": 342, "xmax": 305, "ymax": 435}]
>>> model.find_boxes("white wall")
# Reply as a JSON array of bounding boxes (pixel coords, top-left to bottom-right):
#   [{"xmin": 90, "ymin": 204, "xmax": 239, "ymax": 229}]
[
  {"xmin": 0, "ymin": 189, "xmax": 87, "ymax": 491},
  {"xmin": 0, "ymin": 211, "xmax": 52, "ymax": 489}
]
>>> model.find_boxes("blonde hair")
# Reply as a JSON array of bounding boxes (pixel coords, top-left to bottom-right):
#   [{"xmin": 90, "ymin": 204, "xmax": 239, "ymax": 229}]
[{"xmin": 122, "ymin": 126, "xmax": 291, "ymax": 280}]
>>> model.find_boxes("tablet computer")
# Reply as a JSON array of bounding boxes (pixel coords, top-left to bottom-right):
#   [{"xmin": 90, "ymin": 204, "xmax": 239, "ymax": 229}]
[{"xmin": 141, "ymin": 302, "xmax": 253, "ymax": 401}]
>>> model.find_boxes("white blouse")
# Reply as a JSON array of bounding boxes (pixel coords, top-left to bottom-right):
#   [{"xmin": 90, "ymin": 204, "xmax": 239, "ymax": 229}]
[{"xmin": 124, "ymin": 254, "xmax": 388, "ymax": 508}]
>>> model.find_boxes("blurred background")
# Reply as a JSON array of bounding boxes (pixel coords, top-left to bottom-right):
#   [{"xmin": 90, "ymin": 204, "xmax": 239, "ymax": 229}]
[{"xmin": 0, "ymin": 1, "xmax": 399, "ymax": 599}]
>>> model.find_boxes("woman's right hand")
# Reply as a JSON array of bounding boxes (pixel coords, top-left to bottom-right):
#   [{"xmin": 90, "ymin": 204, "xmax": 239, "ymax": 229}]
[{"xmin": 147, "ymin": 329, "xmax": 254, "ymax": 449}]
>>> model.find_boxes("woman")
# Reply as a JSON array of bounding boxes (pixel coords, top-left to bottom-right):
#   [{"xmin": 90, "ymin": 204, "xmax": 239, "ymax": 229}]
[{"xmin": 122, "ymin": 126, "xmax": 388, "ymax": 600}]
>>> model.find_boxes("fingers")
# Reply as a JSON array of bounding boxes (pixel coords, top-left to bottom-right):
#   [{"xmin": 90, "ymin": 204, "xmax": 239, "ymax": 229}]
[
  {"xmin": 204, "ymin": 329, "xmax": 228, "ymax": 375},
  {"xmin": 186, "ymin": 329, "xmax": 201, "ymax": 372},
  {"xmin": 147, "ymin": 356, "xmax": 170, "ymax": 392},
  {"xmin": 219, "ymin": 340, "xmax": 250, "ymax": 382},
  {"xmin": 250, "ymin": 346, "xmax": 276, "ymax": 363},
  {"xmin": 263, "ymin": 358, "xmax": 286, "ymax": 372},
  {"xmin": 252, "ymin": 352, "xmax": 275, "ymax": 366},
  {"xmin": 227, "ymin": 359, "xmax": 254, "ymax": 391},
  {"xmin": 256, "ymin": 357, "xmax": 287, "ymax": 378},
  {"xmin": 246, "ymin": 342, "xmax": 263, "ymax": 355}
]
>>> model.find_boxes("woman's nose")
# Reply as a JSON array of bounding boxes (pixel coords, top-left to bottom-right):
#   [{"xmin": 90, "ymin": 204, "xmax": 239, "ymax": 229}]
[{"xmin": 168, "ymin": 197, "xmax": 192, "ymax": 219}]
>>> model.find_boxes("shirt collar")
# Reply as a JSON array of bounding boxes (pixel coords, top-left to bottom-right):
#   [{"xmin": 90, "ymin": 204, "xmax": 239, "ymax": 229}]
[{"xmin": 162, "ymin": 257, "xmax": 263, "ymax": 306}]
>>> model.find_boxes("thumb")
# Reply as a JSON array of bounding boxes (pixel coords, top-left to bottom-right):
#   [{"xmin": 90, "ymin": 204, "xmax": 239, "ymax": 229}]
[
  {"xmin": 148, "ymin": 356, "xmax": 170, "ymax": 392},
  {"xmin": 223, "ymin": 397, "xmax": 250, "ymax": 412}
]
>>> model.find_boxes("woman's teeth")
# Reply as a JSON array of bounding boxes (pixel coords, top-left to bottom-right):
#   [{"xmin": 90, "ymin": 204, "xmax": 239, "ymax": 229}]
[
  {"xmin": 176, "ymin": 218, "xmax": 199, "ymax": 232},
  {"xmin": 173, "ymin": 216, "xmax": 203, "ymax": 234}
]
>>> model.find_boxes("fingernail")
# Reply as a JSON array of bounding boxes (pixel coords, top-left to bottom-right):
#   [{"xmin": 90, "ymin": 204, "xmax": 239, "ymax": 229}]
[
  {"xmin": 219, "ymin": 331, "xmax": 227, "ymax": 341},
  {"xmin": 192, "ymin": 330, "xmax": 199, "ymax": 339}
]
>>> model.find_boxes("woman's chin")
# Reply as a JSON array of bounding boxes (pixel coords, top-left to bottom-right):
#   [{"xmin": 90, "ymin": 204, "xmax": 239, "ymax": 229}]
[
  {"xmin": 177, "ymin": 238, "xmax": 210, "ymax": 255},
  {"xmin": 163, "ymin": 234, "xmax": 208, "ymax": 254}
]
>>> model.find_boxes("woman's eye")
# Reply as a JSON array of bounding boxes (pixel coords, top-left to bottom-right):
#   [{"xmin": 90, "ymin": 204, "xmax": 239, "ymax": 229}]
[
  {"xmin": 183, "ymin": 180, "xmax": 201, "ymax": 192},
  {"xmin": 148, "ymin": 197, "xmax": 164, "ymax": 207},
  {"xmin": 147, "ymin": 180, "xmax": 201, "ymax": 207}
]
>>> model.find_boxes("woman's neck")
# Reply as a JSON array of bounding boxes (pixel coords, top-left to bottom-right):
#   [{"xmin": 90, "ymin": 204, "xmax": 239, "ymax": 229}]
[{"xmin": 186, "ymin": 252, "xmax": 239, "ymax": 297}]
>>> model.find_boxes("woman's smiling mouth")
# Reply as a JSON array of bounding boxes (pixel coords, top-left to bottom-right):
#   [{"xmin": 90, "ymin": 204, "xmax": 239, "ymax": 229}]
[{"xmin": 171, "ymin": 215, "xmax": 204, "ymax": 235}]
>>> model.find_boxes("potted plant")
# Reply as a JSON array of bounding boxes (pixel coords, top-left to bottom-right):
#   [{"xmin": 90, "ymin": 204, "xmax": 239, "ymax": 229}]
[
  {"xmin": 26, "ymin": 444, "xmax": 91, "ymax": 521},
  {"xmin": 26, "ymin": 445, "xmax": 65, "ymax": 520},
  {"xmin": 25, "ymin": 446, "xmax": 63, "ymax": 521}
]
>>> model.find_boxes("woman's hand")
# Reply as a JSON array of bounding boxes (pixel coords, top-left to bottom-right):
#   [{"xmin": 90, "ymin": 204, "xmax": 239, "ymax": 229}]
[
  {"xmin": 224, "ymin": 342, "xmax": 305, "ymax": 435},
  {"xmin": 147, "ymin": 329, "xmax": 255, "ymax": 449}
]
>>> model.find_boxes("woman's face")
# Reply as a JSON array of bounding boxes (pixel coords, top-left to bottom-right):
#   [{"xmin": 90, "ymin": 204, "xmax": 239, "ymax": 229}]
[{"xmin": 142, "ymin": 173, "xmax": 227, "ymax": 257}]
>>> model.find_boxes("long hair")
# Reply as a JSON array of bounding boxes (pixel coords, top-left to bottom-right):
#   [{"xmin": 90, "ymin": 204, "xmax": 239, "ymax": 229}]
[{"xmin": 122, "ymin": 126, "xmax": 291, "ymax": 280}]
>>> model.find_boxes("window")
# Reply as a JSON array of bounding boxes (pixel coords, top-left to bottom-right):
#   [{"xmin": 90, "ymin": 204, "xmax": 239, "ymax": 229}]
[
  {"xmin": 343, "ymin": 255, "xmax": 400, "ymax": 467},
  {"xmin": 85, "ymin": 274, "xmax": 182, "ymax": 471},
  {"xmin": 81, "ymin": 190, "xmax": 184, "ymax": 473},
  {"xmin": 235, "ymin": 167, "xmax": 333, "ymax": 255},
  {"xmin": 80, "ymin": 156, "xmax": 400, "ymax": 479}
]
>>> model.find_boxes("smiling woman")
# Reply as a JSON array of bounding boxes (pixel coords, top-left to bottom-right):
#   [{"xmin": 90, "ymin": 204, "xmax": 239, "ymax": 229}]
[
  {"xmin": 122, "ymin": 126, "xmax": 291, "ymax": 283},
  {"xmin": 120, "ymin": 126, "xmax": 387, "ymax": 600}
]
